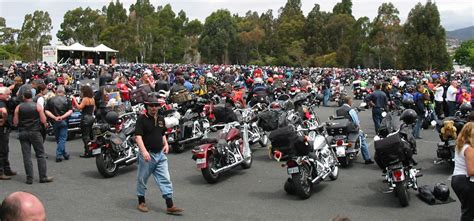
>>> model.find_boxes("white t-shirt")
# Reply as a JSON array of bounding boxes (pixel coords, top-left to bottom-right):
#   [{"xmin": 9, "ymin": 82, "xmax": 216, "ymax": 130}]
[
  {"xmin": 453, "ymin": 144, "xmax": 469, "ymax": 176},
  {"xmin": 446, "ymin": 86, "xmax": 457, "ymax": 102},
  {"xmin": 433, "ymin": 86, "xmax": 444, "ymax": 102}
]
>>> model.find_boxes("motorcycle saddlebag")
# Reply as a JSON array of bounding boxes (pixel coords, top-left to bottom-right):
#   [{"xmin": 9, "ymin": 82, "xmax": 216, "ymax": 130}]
[
  {"xmin": 437, "ymin": 140, "xmax": 455, "ymax": 159},
  {"xmin": 326, "ymin": 119, "xmax": 351, "ymax": 136},
  {"xmin": 269, "ymin": 126, "xmax": 298, "ymax": 156},
  {"xmin": 258, "ymin": 110, "xmax": 280, "ymax": 131},
  {"xmin": 374, "ymin": 132, "xmax": 405, "ymax": 166}
]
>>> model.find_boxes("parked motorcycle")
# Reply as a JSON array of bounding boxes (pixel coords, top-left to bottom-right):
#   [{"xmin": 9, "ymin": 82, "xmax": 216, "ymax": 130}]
[
  {"xmin": 273, "ymin": 126, "xmax": 339, "ymax": 199},
  {"xmin": 434, "ymin": 116, "xmax": 467, "ymax": 166},
  {"xmin": 89, "ymin": 112, "xmax": 139, "ymax": 178},
  {"xmin": 192, "ymin": 121, "xmax": 252, "ymax": 184},
  {"xmin": 374, "ymin": 109, "xmax": 421, "ymax": 207}
]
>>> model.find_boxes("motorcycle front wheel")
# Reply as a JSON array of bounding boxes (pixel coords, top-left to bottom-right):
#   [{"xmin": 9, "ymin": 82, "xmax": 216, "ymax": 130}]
[
  {"xmin": 96, "ymin": 150, "xmax": 119, "ymax": 178},
  {"xmin": 240, "ymin": 153, "xmax": 253, "ymax": 169},
  {"xmin": 292, "ymin": 164, "xmax": 312, "ymax": 199},
  {"xmin": 329, "ymin": 151, "xmax": 339, "ymax": 180},
  {"xmin": 201, "ymin": 154, "xmax": 220, "ymax": 184},
  {"xmin": 394, "ymin": 181, "xmax": 410, "ymax": 207}
]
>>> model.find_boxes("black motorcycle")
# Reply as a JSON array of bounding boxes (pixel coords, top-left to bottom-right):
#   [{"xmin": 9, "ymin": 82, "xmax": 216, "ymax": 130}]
[{"xmin": 89, "ymin": 112, "xmax": 138, "ymax": 178}]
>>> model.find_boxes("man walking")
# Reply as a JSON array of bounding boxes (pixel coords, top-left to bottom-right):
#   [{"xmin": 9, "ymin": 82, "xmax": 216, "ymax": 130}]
[
  {"xmin": 13, "ymin": 90, "xmax": 53, "ymax": 184},
  {"xmin": 0, "ymin": 87, "xmax": 17, "ymax": 180},
  {"xmin": 45, "ymin": 85, "xmax": 72, "ymax": 162},
  {"xmin": 134, "ymin": 96, "xmax": 183, "ymax": 215},
  {"xmin": 365, "ymin": 82, "xmax": 389, "ymax": 132}
]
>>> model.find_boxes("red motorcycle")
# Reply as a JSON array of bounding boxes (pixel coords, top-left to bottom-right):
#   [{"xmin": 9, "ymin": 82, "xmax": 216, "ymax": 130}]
[{"xmin": 192, "ymin": 121, "xmax": 252, "ymax": 183}]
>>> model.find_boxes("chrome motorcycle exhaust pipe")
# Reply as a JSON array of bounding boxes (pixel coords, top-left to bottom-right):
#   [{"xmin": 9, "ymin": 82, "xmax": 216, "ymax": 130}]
[
  {"xmin": 210, "ymin": 159, "xmax": 244, "ymax": 174},
  {"xmin": 178, "ymin": 136, "xmax": 201, "ymax": 144},
  {"xmin": 125, "ymin": 156, "xmax": 137, "ymax": 164},
  {"xmin": 114, "ymin": 157, "xmax": 130, "ymax": 165}
]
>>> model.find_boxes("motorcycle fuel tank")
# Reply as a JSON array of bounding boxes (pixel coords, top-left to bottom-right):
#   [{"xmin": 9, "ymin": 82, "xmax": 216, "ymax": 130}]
[
  {"xmin": 226, "ymin": 128, "xmax": 241, "ymax": 141},
  {"xmin": 312, "ymin": 135, "xmax": 327, "ymax": 150}
]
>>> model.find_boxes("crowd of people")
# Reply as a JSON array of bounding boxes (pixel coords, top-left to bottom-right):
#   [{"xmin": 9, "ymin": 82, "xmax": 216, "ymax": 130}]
[{"xmin": 0, "ymin": 62, "xmax": 473, "ymax": 218}]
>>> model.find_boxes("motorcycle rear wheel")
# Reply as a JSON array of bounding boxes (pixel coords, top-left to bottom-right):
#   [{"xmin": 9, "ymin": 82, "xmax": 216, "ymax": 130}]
[
  {"xmin": 284, "ymin": 178, "xmax": 296, "ymax": 195},
  {"xmin": 337, "ymin": 156, "xmax": 350, "ymax": 168},
  {"xmin": 395, "ymin": 181, "xmax": 410, "ymax": 207},
  {"xmin": 96, "ymin": 151, "xmax": 119, "ymax": 178},
  {"xmin": 201, "ymin": 154, "xmax": 220, "ymax": 184},
  {"xmin": 172, "ymin": 143, "xmax": 186, "ymax": 153},
  {"xmin": 292, "ymin": 164, "xmax": 312, "ymax": 199}
]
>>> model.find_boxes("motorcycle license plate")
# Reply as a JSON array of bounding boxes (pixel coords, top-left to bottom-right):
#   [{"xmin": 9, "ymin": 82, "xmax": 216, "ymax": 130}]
[
  {"xmin": 287, "ymin": 167, "xmax": 299, "ymax": 174},
  {"xmin": 336, "ymin": 146, "xmax": 346, "ymax": 157},
  {"xmin": 196, "ymin": 158, "xmax": 206, "ymax": 165},
  {"xmin": 92, "ymin": 148, "xmax": 101, "ymax": 156}
]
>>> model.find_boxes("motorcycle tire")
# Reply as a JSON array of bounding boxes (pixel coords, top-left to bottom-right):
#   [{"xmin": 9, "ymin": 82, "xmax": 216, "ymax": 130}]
[
  {"xmin": 172, "ymin": 143, "xmax": 186, "ymax": 153},
  {"xmin": 96, "ymin": 150, "xmax": 119, "ymax": 178},
  {"xmin": 241, "ymin": 153, "xmax": 253, "ymax": 169},
  {"xmin": 284, "ymin": 178, "xmax": 296, "ymax": 195},
  {"xmin": 395, "ymin": 181, "xmax": 410, "ymax": 207},
  {"xmin": 337, "ymin": 156, "xmax": 350, "ymax": 168},
  {"xmin": 292, "ymin": 164, "xmax": 312, "ymax": 199},
  {"xmin": 201, "ymin": 154, "xmax": 220, "ymax": 184}
]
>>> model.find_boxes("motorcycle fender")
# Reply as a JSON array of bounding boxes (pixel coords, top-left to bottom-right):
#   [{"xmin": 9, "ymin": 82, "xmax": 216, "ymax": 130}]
[{"xmin": 195, "ymin": 144, "xmax": 214, "ymax": 169}]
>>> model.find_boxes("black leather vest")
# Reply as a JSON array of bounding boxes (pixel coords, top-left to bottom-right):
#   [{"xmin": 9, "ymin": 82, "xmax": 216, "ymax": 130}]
[{"xmin": 18, "ymin": 101, "xmax": 40, "ymax": 131}]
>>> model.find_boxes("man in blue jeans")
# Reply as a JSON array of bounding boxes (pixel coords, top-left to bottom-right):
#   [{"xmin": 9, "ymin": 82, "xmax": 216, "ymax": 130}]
[
  {"xmin": 336, "ymin": 97, "xmax": 374, "ymax": 164},
  {"xmin": 45, "ymin": 86, "xmax": 72, "ymax": 162},
  {"xmin": 134, "ymin": 96, "xmax": 183, "ymax": 215},
  {"xmin": 365, "ymin": 82, "xmax": 388, "ymax": 133}
]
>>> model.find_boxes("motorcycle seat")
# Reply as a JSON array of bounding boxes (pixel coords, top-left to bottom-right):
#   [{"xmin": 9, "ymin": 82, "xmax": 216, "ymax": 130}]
[{"xmin": 200, "ymin": 138, "xmax": 218, "ymax": 144}]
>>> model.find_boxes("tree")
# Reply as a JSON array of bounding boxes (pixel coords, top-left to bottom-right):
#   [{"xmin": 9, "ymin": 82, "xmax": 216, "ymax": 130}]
[
  {"xmin": 333, "ymin": 0, "xmax": 353, "ymax": 16},
  {"xmin": 57, "ymin": 7, "xmax": 106, "ymax": 46},
  {"xmin": 401, "ymin": 1, "xmax": 451, "ymax": 70},
  {"xmin": 454, "ymin": 39, "xmax": 474, "ymax": 68},
  {"xmin": 128, "ymin": 0, "xmax": 155, "ymax": 62},
  {"xmin": 18, "ymin": 11, "xmax": 52, "ymax": 61},
  {"xmin": 304, "ymin": 4, "xmax": 331, "ymax": 56},
  {"xmin": 0, "ymin": 17, "xmax": 19, "ymax": 45},
  {"xmin": 102, "ymin": 0, "xmax": 127, "ymax": 25},
  {"xmin": 369, "ymin": 3, "xmax": 402, "ymax": 69},
  {"xmin": 326, "ymin": 14, "xmax": 355, "ymax": 52},
  {"xmin": 198, "ymin": 10, "xmax": 237, "ymax": 64},
  {"xmin": 276, "ymin": 0, "xmax": 305, "ymax": 56}
]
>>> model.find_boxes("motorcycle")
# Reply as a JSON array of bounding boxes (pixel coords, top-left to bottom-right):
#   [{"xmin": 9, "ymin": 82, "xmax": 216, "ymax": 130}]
[
  {"xmin": 235, "ymin": 105, "xmax": 268, "ymax": 148},
  {"xmin": 89, "ymin": 112, "xmax": 139, "ymax": 178},
  {"xmin": 46, "ymin": 93, "xmax": 82, "ymax": 140},
  {"xmin": 192, "ymin": 120, "xmax": 252, "ymax": 184},
  {"xmin": 374, "ymin": 112, "xmax": 421, "ymax": 207},
  {"xmin": 326, "ymin": 105, "xmax": 365, "ymax": 167},
  {"xmin": 434, "ymin": 116, "xmax": 467, "ymax": 166},
  {"xmin": 274, "ymin": 126, "xmax": 339, "ymax": 199}
]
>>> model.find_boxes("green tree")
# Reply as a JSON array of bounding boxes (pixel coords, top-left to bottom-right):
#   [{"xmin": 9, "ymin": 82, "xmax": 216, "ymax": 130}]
[
  {"xmin": 370, "ymin": 3, "xmax": 402, "ymax": 69},
  {"xmin": 304, "ymin": 4, "xmax": 331, "ymax": 56},
  {"xmin": 454, "ymin": 39, "xmax": 474, "ymax": 68},
  {"xmin": 128, "ymin": 0, "xmax": 155, "ymax": 62},
  {"xmin": 18, "ymin": 10, "xmax": 52, "ymax": 61},
  {"xmin": 276, "ymin": 0, "xmax": 305, "ymax": 57},
  {"xmin": 198, "ymin": 10, "xmax": 237, "ymax": 64},
  {"xmin": 102, "ymin": 0, "xmax": 127, "ymax": 25},
  {"xmin": 333, "ymin": 0, "xmax": 353, "ymax": 16},
  {"xmin": 57, "ymin": 7, "xmax": 106, "ymax": 46},
  {"xmin": 401, "ymin": 1, "xmax": 451, "ymax": 70},
  {"xmin": 326, "ymin": 14, "xmax": 355, "ymax": 52}
]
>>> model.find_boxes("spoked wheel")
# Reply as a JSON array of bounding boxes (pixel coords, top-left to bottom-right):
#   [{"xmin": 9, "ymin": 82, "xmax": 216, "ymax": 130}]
[
  {"xmin": 201, "ymin": 154, "xmax": 220, "ymax": 184},
  {"xmin": 172, "ymin": 143, "xmax": 186, "ymax": 153},
  {"xmin": 292, "ymin": 164, "xmax": 312, "ymax": 199},
  {"xmin": 96, "ymin": 150, "xmax": 118, "ymax": 178}
]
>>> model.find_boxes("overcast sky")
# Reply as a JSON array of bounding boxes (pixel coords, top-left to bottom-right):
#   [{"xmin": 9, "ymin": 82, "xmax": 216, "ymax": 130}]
[{"xmin": 1, "ymin": 0, "xmax": 473, "ymax": 44}]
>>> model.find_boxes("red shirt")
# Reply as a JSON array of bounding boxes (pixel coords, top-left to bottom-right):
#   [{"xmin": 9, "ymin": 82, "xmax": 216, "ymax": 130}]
[{"xmin": 117, "ymin": 83, "xmax": 130, "ymax": 101}]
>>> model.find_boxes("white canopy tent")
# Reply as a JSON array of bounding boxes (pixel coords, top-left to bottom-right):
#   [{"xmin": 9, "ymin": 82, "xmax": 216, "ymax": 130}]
[{"xmin": 43, "ymin": 43, "xmax": 118, "ymax": 64}]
